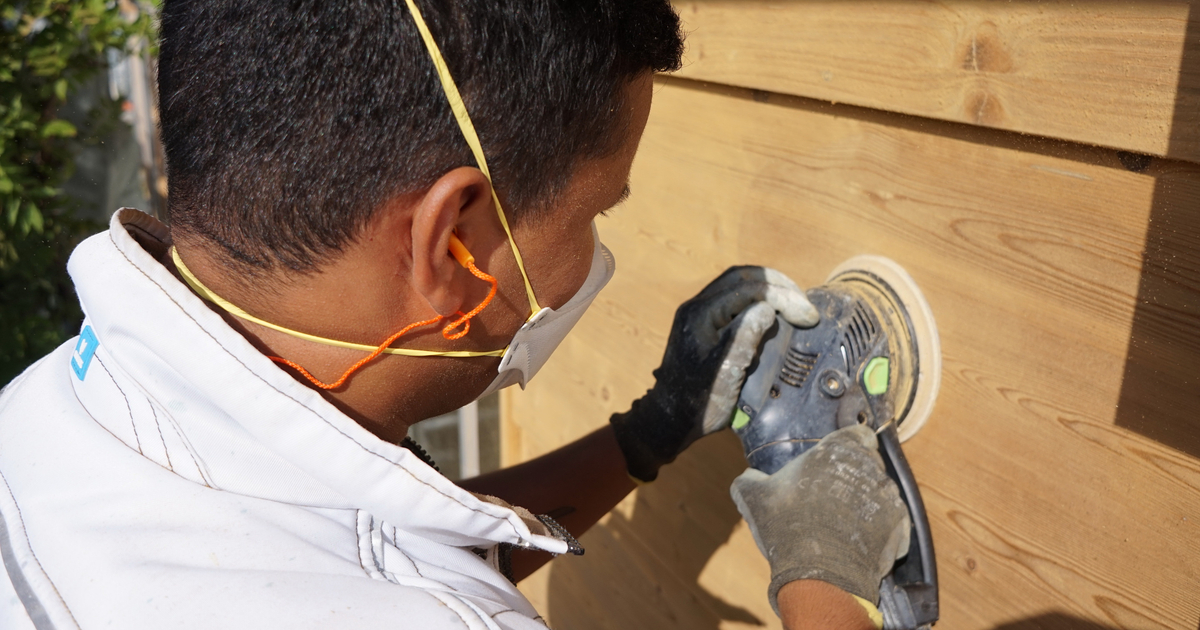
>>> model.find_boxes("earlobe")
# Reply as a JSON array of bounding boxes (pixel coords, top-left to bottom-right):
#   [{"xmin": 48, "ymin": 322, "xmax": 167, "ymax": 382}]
[{"xmin": 408, "ymin": 167, "xmax": 493, "ymax": 317}]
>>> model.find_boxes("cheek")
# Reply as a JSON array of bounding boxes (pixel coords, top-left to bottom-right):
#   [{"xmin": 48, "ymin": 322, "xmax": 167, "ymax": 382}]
[{"xmin": 519, "ymin": 222, "xmax": 596, "ymax": 311}]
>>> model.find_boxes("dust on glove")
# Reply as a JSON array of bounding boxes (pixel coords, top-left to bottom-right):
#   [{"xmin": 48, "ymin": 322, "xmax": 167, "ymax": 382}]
[
  {"xmin": 730, "ymin": 424, "xmax": 911, "ymax": 611},
  {"xmin": 610, "ymin": 266, "xmax": 818, "ymax": 482}
]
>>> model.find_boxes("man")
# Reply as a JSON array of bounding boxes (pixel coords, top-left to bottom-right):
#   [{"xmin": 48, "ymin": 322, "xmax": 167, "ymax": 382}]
[{"xmin": 0, "ymin": 1, "xmax": 909, "ymax": 629}]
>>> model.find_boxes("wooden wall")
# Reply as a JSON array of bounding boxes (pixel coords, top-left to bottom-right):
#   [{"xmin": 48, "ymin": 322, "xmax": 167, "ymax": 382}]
[{"xmin": 501, "ymin": 2, "xmax": 1200, "ymax": 629}]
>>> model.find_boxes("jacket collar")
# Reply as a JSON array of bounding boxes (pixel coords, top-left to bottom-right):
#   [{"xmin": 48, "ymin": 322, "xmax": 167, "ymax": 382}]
[{"xmin": 67, "ymin": 209, "xmax": 567, "ymax": 554}]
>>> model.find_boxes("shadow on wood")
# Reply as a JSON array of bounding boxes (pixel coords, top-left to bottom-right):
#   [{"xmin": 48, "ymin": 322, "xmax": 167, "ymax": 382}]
[
  {"xmin": 1115, "ymin": 6, "xmax": 1200, "ymax": 458},
  {"xmin": 545, "ymin": 432, "xmax": 767, "ymax": 629},
  {"xmin": 993, "ymin": 612, "xmax": 1118, "ymax": 630}
]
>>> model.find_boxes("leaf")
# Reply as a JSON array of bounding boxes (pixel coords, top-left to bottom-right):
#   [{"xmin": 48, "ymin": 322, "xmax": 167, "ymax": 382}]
[
  {"xmin": 54, "ymin": 78, "xmax": 68, "ymax": 101},
  {"xmin": 24, "ymin": 203, "xmax": 43, "ymax": 234},
  {"xmin": 5, "ymin": 198, "xmax": 18, "ymax": 227},
  {"xmin": 40, "ymin": 119, "xmax": 76, "ymax": 138},
  {"xmin": 0, "ymin": 241, "xmax": 16, "ymax": 270}
]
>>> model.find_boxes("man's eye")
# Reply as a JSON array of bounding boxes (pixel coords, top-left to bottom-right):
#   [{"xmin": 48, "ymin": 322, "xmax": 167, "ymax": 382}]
[
  {"xmin": 617, "ymin": 184, "xmax": 631, "ymax": 203},
  {"xmin": 600, "ymin": 184, "xmax": 632, "ymax": 217}
]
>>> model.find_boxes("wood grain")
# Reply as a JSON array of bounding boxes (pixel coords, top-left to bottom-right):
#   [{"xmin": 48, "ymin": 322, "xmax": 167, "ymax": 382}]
[
  {"xmin": 502, "ymin": 79, "xmax": 1200, "ymax": 629},
  {"xmin": 670, "ymin": 0, "xmax": 1200, "ymax": 163}
]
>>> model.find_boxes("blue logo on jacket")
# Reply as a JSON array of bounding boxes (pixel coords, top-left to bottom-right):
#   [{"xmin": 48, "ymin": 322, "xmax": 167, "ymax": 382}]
[{"xmin": 72, "ymin": 325, "xmax": 99, "ymax": 380}]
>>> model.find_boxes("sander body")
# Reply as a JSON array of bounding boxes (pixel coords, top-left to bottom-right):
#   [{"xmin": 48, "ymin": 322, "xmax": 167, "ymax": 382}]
[{"xmin": 733, "ymin": 256, "xmax": 941, "ymax": 630}]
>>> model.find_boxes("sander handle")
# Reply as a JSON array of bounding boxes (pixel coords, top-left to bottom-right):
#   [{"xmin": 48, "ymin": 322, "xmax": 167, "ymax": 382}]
[{"xmin": 879, "ymin": 424, "xmax": 939, "ymax": 627}]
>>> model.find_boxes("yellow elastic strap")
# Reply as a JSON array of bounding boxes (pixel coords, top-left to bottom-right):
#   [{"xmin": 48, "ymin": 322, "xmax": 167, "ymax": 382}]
[
  {"xmin": 402, "ymin": 0, "xmax": 541, "ymax": 316},
  {"xmin": 171, "ymin": 247, "xmax": 505, "ymax": 358},
  {"xmin": 851, "ymin": 594, "xmax": 885, "ymax": 630}
]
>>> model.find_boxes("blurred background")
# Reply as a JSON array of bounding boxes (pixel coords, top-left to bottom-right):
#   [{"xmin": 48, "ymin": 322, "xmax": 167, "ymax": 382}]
[{"xmin": 1, "ymin": 0, "xmax": 160, "ymax": 385}]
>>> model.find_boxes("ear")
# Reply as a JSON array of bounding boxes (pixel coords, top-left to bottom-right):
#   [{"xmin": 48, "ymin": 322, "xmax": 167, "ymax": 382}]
[{"xmin": 410, "ymin": 167, "xmax": 496, "ymax": 316}]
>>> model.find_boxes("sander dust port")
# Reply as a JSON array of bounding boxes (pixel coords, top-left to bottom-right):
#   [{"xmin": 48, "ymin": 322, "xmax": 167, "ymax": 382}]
[{"xmin": 734, "ymin": 256, "xmax": 942, "ymax": 630}]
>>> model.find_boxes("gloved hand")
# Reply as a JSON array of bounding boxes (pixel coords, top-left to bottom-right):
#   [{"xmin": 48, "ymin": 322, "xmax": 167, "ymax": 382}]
[
  {"xmin": 610, "ymin": 266, "xmax": 818, "ymax": 482},
  {"xmin": 730, "ymin": 424, "xmax": 911, "ymax": 612}
]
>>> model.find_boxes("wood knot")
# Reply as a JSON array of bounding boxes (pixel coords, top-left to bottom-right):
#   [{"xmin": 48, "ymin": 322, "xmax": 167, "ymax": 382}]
[
  {"xmin": 965, "ymin": 90, "xmax": 1006, "ymax": 126},
  {"xmin": 959, "ymin": 22, "xmax": 1013, "ymax": 74}
]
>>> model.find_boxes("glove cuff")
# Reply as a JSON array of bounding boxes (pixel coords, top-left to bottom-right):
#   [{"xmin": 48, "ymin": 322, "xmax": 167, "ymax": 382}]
[
  {"xmin": 609, "ymin": 408, "xmax": 666, "ymax": 483},
  {"xmin": 609, "ymin": 391, "xmax": 688, "ymax": 482}
]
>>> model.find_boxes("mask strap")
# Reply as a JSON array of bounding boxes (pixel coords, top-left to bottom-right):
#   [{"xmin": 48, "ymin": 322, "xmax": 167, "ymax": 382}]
[
  {"xmin": 171, "ymin": 244, "xmax": 503, "ymax": 390},
  {"xmin": 403, "ymin": 0, "xmax": 541, "ymax": 317}
]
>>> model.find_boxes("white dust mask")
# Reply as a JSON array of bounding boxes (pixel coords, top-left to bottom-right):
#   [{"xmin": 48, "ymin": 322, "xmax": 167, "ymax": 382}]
[{"xmin": 479, "ymin": 222, "xmax": 615, "ymax": 398}]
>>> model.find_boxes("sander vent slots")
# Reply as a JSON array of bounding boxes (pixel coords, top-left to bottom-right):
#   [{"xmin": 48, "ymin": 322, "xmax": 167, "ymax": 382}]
[
  {"xmin": 843, "ymin": 303, "xmax": 878, "ymax": 365},
  {"xmin": 780, "ymin": 348, "xmax": 818, "ymax": 388}
]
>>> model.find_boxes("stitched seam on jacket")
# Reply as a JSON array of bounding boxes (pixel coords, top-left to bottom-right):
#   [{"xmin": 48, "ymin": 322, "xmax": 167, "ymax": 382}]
[
  {"xmin": 355, "ymin": 511, "xmax": 369, "ymax": 577},
  {"xmin": 393, "ymin": 526, "xmax": 428, "ymax": 579},
  {"xmin": 427, "ymin": 590, "xmax": 475, "ymax": 629},
  {"xmin": 68, "ymin": 378, "xmax": 212, "ymax": 489},
  {"xmin": 99, "ymin": 350, "xmax": 212, "ymax": 485},
  {"xmin": 148, "ymin": 404, "xmax": 173, "ymax": 472},
  {"xmin": 0, "ymin": 470, "xmax": 80, "ymax": 629},
  {"xmin": 109, "ymin": 232, "xmax": 525, "ymax": 539},
  {"xmin": 73, "ymin": 379, "xmax": 344, "ymax": 509},
  {"xmin": 68, "ymin": 383, "xmax": 146, "ymax": 465},
  {"xmin": 355, "ymin": 510, "xmax": 381, "ymax": 580},
  {"xmin": 368, "ymin": 515, "xmax": 402, "ymax": 585},
  {"xmin": 456, "ymin": 594, "xmax": 504, "ymax": 630},
  {"xmin": 94, "ymin": 349, "xmax": 213, "ymax": 486},
  {"xmin": 83, "ymin": 347, "xmax": 204, "ymax": 485},
  {"xmin": 377, "ymin": 523, "xmax": 459, "ymax": 594},
  {"xmin": 149, "ymin": 401, "xmax": 214, "ymax": 487},
  {"xmin": 94, "ymin": 355, "xmax": 141, "ymax": 454}
]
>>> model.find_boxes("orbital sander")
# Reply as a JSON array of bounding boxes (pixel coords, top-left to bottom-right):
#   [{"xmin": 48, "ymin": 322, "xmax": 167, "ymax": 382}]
[{"xmin": 733, "ymin": 256, "xmax": 942, "ymax": 630}]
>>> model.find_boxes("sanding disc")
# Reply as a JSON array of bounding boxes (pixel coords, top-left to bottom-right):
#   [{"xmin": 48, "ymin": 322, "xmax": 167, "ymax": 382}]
[{"xmin": 826, "ymin": 256, "xmax": 941, "ymax": 442}]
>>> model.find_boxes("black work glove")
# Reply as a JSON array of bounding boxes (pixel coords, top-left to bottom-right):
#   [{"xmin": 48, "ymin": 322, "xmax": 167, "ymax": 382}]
[
  {"xmin": 610, "ymin": 266, "xmax": 819, "ymax": 482},
  {"xmin": 730, "ymin": 425, "xmax": 912, "ymax": 611}
]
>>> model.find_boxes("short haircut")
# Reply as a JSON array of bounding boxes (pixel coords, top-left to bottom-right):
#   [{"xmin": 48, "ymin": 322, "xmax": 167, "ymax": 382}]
[{"xmin": 157, "ymin": 0, "xmax": 683, "ymax": 272}]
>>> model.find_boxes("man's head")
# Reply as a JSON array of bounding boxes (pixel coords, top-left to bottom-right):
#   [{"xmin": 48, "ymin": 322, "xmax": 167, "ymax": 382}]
[
  {"xmin": 158, "ymin": 0, "xmax": 683, "ymax": 437},
  {"xmin": 158, "ymin": 0, "xmax": 683, "ymax": 273}
]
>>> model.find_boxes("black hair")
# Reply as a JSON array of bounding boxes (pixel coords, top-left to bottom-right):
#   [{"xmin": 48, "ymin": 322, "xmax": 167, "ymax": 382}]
[{"xmin": 156, "ymin": 0, "xmax": 683, "ymax": 272}]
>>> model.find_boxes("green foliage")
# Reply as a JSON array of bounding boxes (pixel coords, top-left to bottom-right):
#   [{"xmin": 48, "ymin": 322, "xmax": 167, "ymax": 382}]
[{"xmin": 1, "ymin": 1, "xmax": 154, "ymax": 385}]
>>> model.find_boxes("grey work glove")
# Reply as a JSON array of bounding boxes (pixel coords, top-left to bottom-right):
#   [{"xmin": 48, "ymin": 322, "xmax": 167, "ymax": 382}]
[
  {"xmin": 610, "ymin": 266, "xmax": 819, "ymax": 482},
  {"xmin": 730, "ymin": 425, "xmax": 911, "ymax": 612}
]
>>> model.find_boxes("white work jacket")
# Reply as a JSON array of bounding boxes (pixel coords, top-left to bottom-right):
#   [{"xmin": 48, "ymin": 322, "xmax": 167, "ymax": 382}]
[{"xmin": 0, "ymin": 209, "xmax": 568, "ymax": 629}]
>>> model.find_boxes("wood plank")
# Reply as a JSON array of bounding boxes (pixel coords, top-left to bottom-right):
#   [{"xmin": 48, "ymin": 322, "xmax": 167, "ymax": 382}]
[
  {"xmin": 503, "ymin": 78, "xmax": 1200, "ymax": 629},
  {"xmin": 670, "ymin": 0, "xmax": 1200, "ymax": 162}
]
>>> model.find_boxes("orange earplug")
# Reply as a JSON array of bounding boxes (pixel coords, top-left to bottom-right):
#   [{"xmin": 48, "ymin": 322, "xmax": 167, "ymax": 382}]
[{"xmin": 448, "ymin": 233, "xmax": 474, "ymax": 267}]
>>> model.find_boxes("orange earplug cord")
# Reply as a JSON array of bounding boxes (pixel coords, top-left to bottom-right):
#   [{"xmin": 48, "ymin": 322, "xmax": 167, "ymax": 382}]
[{"xmin": 270, "ymin": 234, "xmax": 497, "ymax": 390}]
